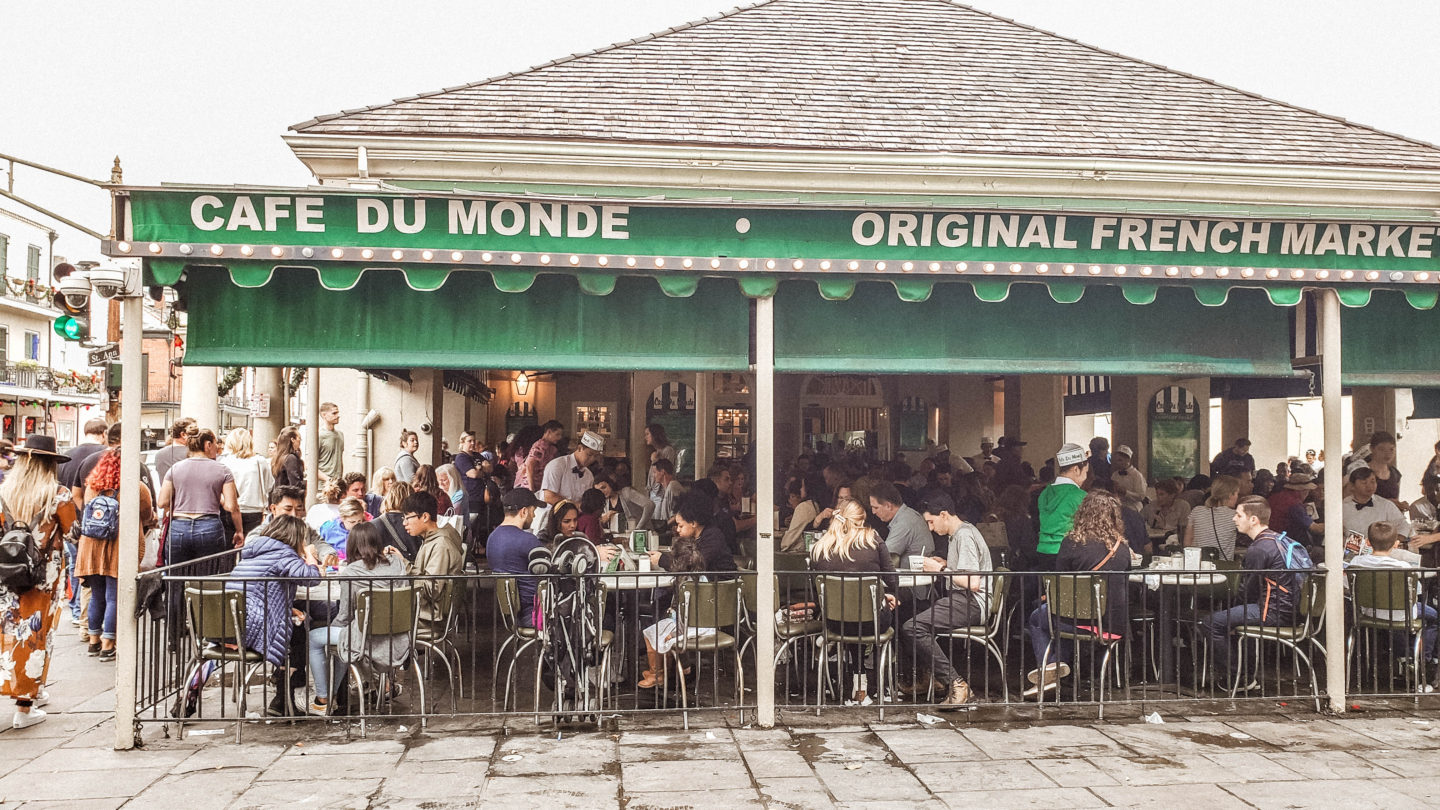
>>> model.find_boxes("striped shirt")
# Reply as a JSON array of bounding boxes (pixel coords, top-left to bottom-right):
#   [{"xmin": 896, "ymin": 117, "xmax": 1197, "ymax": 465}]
[{"xmin": 1188, "ymin": 504, "xmax": 1238, "ymax": 560}]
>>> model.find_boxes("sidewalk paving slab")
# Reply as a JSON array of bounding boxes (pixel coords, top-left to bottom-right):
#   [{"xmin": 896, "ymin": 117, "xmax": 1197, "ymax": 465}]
[
  {"xmin": 1220, "ymin": 777, "xmax": 1431, "ymax": 810},
  {"xmin": 1088, "ymin": 783, "xmax": 1254, "ymax": 809},
  {"xmin": 933, "ymin": 787, "xmax": 1106, "ymax": 809}
]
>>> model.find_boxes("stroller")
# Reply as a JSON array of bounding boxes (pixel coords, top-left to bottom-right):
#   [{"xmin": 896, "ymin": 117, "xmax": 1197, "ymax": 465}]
[{"xmin": 530, "ymin": 535, "xmax": 612, "ymax": 727}]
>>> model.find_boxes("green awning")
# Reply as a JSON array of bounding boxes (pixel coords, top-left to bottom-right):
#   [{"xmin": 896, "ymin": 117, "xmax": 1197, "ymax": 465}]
[
  {"xmin": 1341, "ymin": 289, "xmax": 1440, "ymax": 386},
  {"xmin": 178, "ymin": 268, "xmax": 750, "ymax": 371},
  {"xmin": 774, "ymin": 281, "xmax": 1296, "ymax": 376}
]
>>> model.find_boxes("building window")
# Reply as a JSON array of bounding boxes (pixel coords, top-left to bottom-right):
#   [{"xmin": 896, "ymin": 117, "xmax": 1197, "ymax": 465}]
[
  {"xmin": 23, "ymin": 330, "xmax": 38, "ymax": 361},
  {"xmin": 0, "ymin": 233, "xmax": 9, "ymax": 276},
  {"xmin": 25, "ymin": 246, "xmax": 39, "ymax": 302},
  {"xmin": 0, "ymin": 326, "xmax": 8, "ymax": 363}
]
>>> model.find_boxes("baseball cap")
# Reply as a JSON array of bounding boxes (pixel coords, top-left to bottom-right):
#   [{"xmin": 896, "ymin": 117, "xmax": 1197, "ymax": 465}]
[
  {"xmin": 1055, "ymin": 443, "xmax": 1088, "ymax": 468},
  {"xmin": 501, "ymin": 488, "xmax": 544, "ymax": 510},
  {"xmin": 1114, "ymin": 445, "xmax": 1134, "ymax": 459},
  {"xmin": 579, "ymin": 431, "xmax": 605, "ymax": 453}
]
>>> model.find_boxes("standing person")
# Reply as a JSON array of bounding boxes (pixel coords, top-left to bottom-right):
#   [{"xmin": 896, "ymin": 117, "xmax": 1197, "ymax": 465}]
[
  {"xmin": 270, "ymin": 426, "xmax": 305, "ymax": 493},
  {"xmin": 1361, "ymin": 431, "xmax": 1406, "ymax": 510},
  {"xmin": 649, "ymin": 459, "xmax": 682, "ymax": 526},
  {"xmin": 507, "ymin": 425, "xmax": 544, "ymax": 491},
  {"xmin": 1210, "ymin": 437, "xmax": 1256, "ymax": 479},
  {"xmin": 58, "ymin": 418, "xmax": 107, "ymax": 494},
  {"xmin": 1086, "ymin": 437, "xmax": 1113, "ymax": 492},
  {"xmin": 1024, "ymin": 490, "xmax": 1132, "ymax": 697},
  {"xmin": 900, "ymin": 492, "xmax": 991, "ymax": 709},
  {"xmin": 76, "ymin": 449, "xmax": 157, "ymax": 660},
  {"xmin": 1110, "ymin": 445, "xmax": 1147, "ymax": 512},
  {"xmin": 0, "ymin": 436, "xmax": 77, "ymax": 728},
  {"xmin": 316, "ymin": 402, "xmax": 344, "ymax": 486},
  {"xmin": 540, "ymin": 431, "xmax": 604, "ymax": 509},
  {"xmin": 158, "ymin": 425, "xmax": 245, "ymax": 570},
  {"xmin": 154, "ymin": 418, "xmax": 195, "ymax": 484},
  {"xmin": 644, "ymin": 423, "xmax": 677, "ymax": 496},
  {"xmin": 225, "ymin": 514, "xmax": 320, "ymax": 717},
  {"xmin": 394, "ymin": 429, "xmax": 420, "ymax": 485},
  {"xmin": 1037, "ymin": 444, "xmax": 1089, "ymax": 570},
  {"xmin": 453, "ymin": 432, "xmax": 485, "ymax": 533},
  {"xmin": 522, "ymin": 420, "xmax": 564, "ymax": 494},
  {"xmin": 219, "ymin": 427, "xmax": 273, "ymax": 538},
  {"xmin": 1185, "ymin": 475, "xmax": 1242, "ymax": 561}
]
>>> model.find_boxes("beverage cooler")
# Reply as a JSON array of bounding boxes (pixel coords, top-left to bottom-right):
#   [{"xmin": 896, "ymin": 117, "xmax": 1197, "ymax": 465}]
[{"xmin": 714, "ymin": 406, "xmax": 750, "ymax": 459}]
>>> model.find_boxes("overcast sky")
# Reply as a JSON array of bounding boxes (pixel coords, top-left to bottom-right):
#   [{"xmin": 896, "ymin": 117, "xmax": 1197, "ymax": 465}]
[{"xmin": 2, "ymin": 0, "xmax": 1436, "ymax": 259}]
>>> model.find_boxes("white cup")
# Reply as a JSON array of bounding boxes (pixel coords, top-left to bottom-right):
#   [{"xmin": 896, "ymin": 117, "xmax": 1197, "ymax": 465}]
[
  {"xmin": 1183, "ymin": 547, "xmax": 1202, "ymax": 570},
  {"xmin": 908, "ymin": 556, "xmax": 925, "ymax": 572},
  {"xmin": 638, "ymin": 556, "xmax": 652, "ymax": 573}
]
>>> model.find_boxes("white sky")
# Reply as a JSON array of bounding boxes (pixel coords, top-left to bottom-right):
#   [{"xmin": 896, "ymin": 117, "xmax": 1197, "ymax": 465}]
[{"xmin": 2, "ymin": 0, "xmax": 1437, "ymax": 259}]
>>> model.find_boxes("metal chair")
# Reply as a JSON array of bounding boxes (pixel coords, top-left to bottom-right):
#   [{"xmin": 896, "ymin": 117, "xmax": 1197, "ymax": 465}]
[
  {"xmin": 1040, "ymin": 573, "xmax": 1124, "ymax": 717},
  {"xmin": 181, "ymin": 583, "xmax": 266, "ymax": 738},
  {"xmin": 333, "ymin": 585, "xmax": 425, "ymax": 736},
  {"xmin": 932, "ymin": 568, "xmax": 1009, "ymax": 702},
  {"xmin": 815, "ymin": 574, "xmax": 895, "ymax": 720},
  {"xmin": 740, "ymin": 573, "xmax": 823, "ymax": 666},
  {"xmin": 1348, "ymin": 568, "xmax": 1425, "ymax": 697},
  {"xmin": 1232, "ymin": 574, "xmax": 1326, "ymax": 711},
  {"xmin": 493, "ymin": 576, "xmax": 541, "ymax": 712},
  {"xmin": 414, "ymin": 579, "xmax": 462, "ymax": 711},
  {"xmin": 669, "ymin": 578, "xmax": 745, "ymax": 729}
]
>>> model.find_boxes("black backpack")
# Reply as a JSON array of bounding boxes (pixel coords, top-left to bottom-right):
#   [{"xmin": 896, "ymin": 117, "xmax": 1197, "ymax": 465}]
[{"xmin": 0, "ymin": 498, "xmax": 47, "ymax": 592}]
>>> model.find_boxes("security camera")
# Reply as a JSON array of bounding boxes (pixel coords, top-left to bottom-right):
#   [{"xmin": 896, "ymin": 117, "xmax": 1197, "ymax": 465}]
[
  {"xmin": 419, "ymin": 421, "xmax": 433, "ymax": 435},
  {"xmin": 57, "ymin": 274, "xmax": 91, "ymax": 310},
  {"xmin": 89, "ymin": 265, "xmax": 128, "ymax": 299},
  {"xmin": 360, "ymin": 409, "xmax": 381, "ymax": 430}
]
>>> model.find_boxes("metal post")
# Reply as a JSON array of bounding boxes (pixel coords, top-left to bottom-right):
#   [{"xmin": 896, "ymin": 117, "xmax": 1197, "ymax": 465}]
[
  {"xmin": 354, "ymin": 370, "xmax": 371, "ymax": 481},
  {"xmin": 303, "ymin": 369, "xmax": 319, "ymax": 504},
  {"xmin": 1319, "ymin": 288, "xmax": 1346, "ymax": 713},
  {"xmin": 755, "ymin": 294, "xmax": 777, "ymax": 727},
  {"xmin": 113, "ymin": 291, "xmax": 143, "ymax": 749}
]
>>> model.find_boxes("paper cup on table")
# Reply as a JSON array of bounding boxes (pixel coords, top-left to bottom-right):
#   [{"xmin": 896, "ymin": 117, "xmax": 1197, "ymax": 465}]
[
  {"xmin": 908, "ymin": 556, "xmax": 925, "ymax": 572},
  {"xmin": 1183, "ymin": 547, "xmax": 1202, "ymax": 570},
  {"xmin": 638, "ymin": 556, "xmax": 652, "ymax": 573}
]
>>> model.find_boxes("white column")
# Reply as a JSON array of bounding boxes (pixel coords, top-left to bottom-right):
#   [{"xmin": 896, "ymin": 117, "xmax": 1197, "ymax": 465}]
[
  {"xmin": 1320, "ymin": 289, "xmax": 1346, "ymax": 713},
  {"xmin": 755, "ymin": 295, "xmax": 777, "ymax": 728},
  {"xmin": 113, "ymin": 292, "xmax": 143, "ymax": 750},
  {"xmin": 303, "ymin": 369, "xmax": 319, "ymax": 504},
  {"xmin": 179, "ymin": 363, "xmax": 220, "ymax": 429},
  {"xmin": 251, "ymin": 366, "xmax": 285, "ymax": 449}
]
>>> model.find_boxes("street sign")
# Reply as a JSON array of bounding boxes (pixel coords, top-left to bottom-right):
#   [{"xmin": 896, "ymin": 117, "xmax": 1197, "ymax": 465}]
[{"xmin": 88, "ymin": 344, "xmax": 119, "ymax": 365}]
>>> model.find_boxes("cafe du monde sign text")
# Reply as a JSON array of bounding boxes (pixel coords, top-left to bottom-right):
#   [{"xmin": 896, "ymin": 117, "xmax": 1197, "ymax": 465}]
[{"xmin": 121, "ymin": 190, "xmax": 1440, "ymax": 274}]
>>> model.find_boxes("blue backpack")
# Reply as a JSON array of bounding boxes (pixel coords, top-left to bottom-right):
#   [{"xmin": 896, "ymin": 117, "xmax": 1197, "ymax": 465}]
[
  {"xmin": 80, "ymin": 490, "xmax": 120, "ymax": 541},
  {"xmin": 1261, "ymin": 531, "xmax": 1312, "ymax": 621}
]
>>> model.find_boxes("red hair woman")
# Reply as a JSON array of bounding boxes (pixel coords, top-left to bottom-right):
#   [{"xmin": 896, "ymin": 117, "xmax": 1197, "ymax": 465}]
[{"xmin": 75, "ymin": 450, "xmax": 156, "ymax": 660}]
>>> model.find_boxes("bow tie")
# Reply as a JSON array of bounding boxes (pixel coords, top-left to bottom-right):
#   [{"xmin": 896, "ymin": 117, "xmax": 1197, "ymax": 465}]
[
  {"xmin": 572, "ymin": 466, "xmax": 585, "ymax": 477},
  {"xmin": 1355, "ymin": 499, "xmax": 1373, "ymax": 510}
]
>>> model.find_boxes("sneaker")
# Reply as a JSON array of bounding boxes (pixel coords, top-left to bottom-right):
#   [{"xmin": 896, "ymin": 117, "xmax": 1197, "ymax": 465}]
[
  {"xmin": 1022, "ymin": 680, "xmax": 1059, "ymax": 699},
  {"xmin": 265, "ymin": 695, "xmax": 291, "ymax": 718},
  {"xmin": 86, "ymin": 642, "xmax": 101, "ymax": 656},
  {"xmin": 937, "ymin": 679, "xmax": 974, "ymax": 711},
  {"xmin": 1026, "ymin": 662, "xmax": 1071, "ymax": 686},
  {"xmin": 70, "ymin": 617, "xmax": 83, "ymax": 628},
  {"xmin": 98, "ymin": 648, "xmax": 116, "ymax": 662},
  {"xmin": 308, "ymin": 698, "xmax": 330, "ymax": 716},
  {"xmin": 33, "ymin": 690, "xmax": 49, "ymax": 708},
  {"xmin": 11, "ymin": 708, "xmax": 46, "ymax": 729}
]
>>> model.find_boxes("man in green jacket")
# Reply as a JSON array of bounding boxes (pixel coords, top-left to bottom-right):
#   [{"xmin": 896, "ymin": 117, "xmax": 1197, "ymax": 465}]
[{"xmin": 1037, "ymin": 443, "xmax": 1089, "ymax": 570}]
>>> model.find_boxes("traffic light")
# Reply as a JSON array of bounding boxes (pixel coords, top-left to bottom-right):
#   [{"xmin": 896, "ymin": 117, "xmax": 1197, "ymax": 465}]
[{"xmin": 53, "ymin": 262, "xmax": 91, "ymax": 342}]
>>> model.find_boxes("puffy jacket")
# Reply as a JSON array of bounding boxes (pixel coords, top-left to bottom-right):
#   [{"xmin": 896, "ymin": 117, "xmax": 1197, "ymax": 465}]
[{"xmin": 226, "ymin": 536, "xmax": 319, "ymax": 665}]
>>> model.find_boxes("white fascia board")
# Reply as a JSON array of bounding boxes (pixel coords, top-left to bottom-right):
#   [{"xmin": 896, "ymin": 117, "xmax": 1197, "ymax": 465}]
[{"xmin": 284, "ymin": 133, "xmax": 1440, "ymax": 215}]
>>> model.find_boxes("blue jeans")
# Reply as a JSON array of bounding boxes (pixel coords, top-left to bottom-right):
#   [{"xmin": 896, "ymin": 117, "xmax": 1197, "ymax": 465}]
[
  {"xmin": 85, "ymin": 575, "xmax": 117, "ymax": 640},
  {"xmin": 1027, "ymin": 604, "xmax": 1080, "ymax": 667},
  {"xmin": 1204, "ymin": 603, "xmax": 1289, "ymax": 678},
  {"xmin": 166, "ymin": 515, "xmax": 228, "ymax": 639},
  {"xmin": 308, "ymin": 625, "xmax": 346, "ymax": 698},
  {"xmin": 64, "ymin": 540, "xmax": 81, "ymax": 620}
]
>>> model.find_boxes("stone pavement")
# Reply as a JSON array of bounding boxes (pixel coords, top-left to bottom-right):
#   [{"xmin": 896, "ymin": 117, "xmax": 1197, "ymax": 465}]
[{"xmin": 5, "ymin": 633, "xmax": 1440, "ymax": 808}]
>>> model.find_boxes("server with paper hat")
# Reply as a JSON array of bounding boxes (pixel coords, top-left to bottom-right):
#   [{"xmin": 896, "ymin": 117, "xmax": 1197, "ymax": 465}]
[{"xmin": 1036, "ymin": 443, "xmax": 1089, "ymax": 570}]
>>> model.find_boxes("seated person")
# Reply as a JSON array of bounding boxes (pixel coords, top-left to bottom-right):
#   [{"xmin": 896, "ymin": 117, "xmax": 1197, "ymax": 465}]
[
  {"xmin": 402, "ymin": 491, "xmax": 465, "ymax": 638},
  {"xmin": 1142, "ymin": 479, "xmax": 1189, "ymax": 540},
  {"xmin": 226, "ymin": 515, "xmax": 320, "ymax": 717},
  {"xmin": 1346, "ymin": 520, "xmax": 1438, "ymax": 665},
  {"xmin": 317, "ymin": 497, "xmax": 367, "ymax": 560},
  {"xmin": 575, "ymin": 488, "xmax": 607, "ymax": 544},
  {"xmin": 807, "ymin": 498, "xmax": 898, "ymax": 706},
  {"xmin": 595, "ymin": 474, "xmax": 655, "ymax": 531},
  {"xmin": 1024, "ymin": 491, "xmax": 1131, "ymax": 698},
  {"xmin": 488, "ymin": 489, "xmax": 546, "ymax": 628},
  {"xmin": 1202, "ymin": 496, "xmax": 1306, "ymax": 689},
  {"xmin": 306, "ymin": 522, "xmax": 410, "ymax": 716}
]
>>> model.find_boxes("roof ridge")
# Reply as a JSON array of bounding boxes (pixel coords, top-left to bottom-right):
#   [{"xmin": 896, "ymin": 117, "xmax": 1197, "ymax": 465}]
[
  {"xmin": 938, "ymin": 0, "xmax": 1440, "ymax": 154},
  {"xmin": 289, "ymin": 0, "xmax": 782, "ymax": 131}
]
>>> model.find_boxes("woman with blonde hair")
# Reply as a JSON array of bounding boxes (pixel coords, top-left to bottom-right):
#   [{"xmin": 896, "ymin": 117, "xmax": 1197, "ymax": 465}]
[
  {"xmin": 220, "ymin": 427, "xmax": 272, "ymax": 537},
  {"xmin": 318, "ymin": 497, "xmax": 368, "ymax": 561},
  {"xmin": 1184, "ymin": 474, "xmax": 1242, "ymax": 561},
  {"xmin": 809, "ymin": 497, "xmax": 898, "ymax": 705},
  {"xmin": 1024, "ymin": 490, "xmax": 1132, "ymax": 697},
  {"xmin": 0, "ymin": 436, "xmax": 77, "ymax": 727}
]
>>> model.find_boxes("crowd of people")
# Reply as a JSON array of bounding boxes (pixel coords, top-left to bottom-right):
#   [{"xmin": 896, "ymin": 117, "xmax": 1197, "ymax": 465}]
[{"xmin": 4, "ymin": 408, "xmax": 1440, "ymax": 728}]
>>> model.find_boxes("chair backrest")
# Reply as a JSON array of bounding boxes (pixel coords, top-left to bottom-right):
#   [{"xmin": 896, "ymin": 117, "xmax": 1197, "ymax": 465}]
[
  {"xmin": 1351, "ymin": 568, "xmax": 1418, "ymax": 624},
  {"xmin": 987, "ymin": 567, "xmax": 1009, "ymax": 622},
  {"xmin": 739, "ymin": 572, "xmax": 758, "ymax": 615},
  {"xmin": 817, "ymin": 574, "xmax": 882, "ymax": 624},
  {"xmin": 185, "ymin": 583, "xmax": 243, "ymax": 645},
  {"xmin": 1042, "ymin": 573, "xmax": 1106, "ymax": 623},
  {"xmin": 496, "ymin": 576, "xmax": 523, "ymax": 631},
  {"xmin": 680, "ymin": 579, "xmax": 741, "ymax": 630},
  {"xmin": 1298, "ymin": 574, "xmax": 1325, "ymax": 620},
  {"xmin": 358, "ymin": 586, "xmax": 419, "ymax": 638}
]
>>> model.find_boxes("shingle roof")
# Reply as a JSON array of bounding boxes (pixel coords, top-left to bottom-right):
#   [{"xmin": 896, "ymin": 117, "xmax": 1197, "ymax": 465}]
[{"xmin": 291, "ymin": 0, "xmax": 1440, "ymax": 169}]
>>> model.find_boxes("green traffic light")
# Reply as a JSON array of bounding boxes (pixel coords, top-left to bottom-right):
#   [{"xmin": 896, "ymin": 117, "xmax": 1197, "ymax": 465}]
[{"xmin": 53, "ymin": 315, "xmax": 87, "ymax": 341}]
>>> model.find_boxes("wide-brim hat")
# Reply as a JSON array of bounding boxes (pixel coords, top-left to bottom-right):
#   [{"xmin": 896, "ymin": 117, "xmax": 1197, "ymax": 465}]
[
  {"xmin": 1285, "ymin": 472, "xmax": 1317, "ymax": 490},
  {"xmin": 14, "ymin": 435, "xmax": 70, "ymax": 463}
]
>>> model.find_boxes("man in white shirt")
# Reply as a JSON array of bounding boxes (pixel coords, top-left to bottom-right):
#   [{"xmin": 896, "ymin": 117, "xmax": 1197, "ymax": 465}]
[
  {"xmin": 1343, "ymin": 467, "xmax": 1411, "ymax": 541},
  {"xmin": 1110, "ymin": 445, "xmax": 1147, "ymax": 512},
  {"xmin": 541, "ymin": 431, "xmax": 604, "ymax": 506}
]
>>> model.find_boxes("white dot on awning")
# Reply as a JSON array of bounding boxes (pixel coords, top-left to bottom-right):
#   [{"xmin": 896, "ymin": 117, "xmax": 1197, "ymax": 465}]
[{"xmin": 735, "ymin": 218, "xmax": 751, "ymax": 234}]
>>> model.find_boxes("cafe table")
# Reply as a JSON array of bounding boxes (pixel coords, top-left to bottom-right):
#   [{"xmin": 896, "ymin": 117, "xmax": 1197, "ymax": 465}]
[{"xmin": 1128, "ymin": 558, "xmax": 1230, "ymax": 684}]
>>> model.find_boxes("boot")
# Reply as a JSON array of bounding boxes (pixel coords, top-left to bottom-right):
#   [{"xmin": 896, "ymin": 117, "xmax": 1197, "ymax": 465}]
[
  {"xmin": 937, "ymin": 678, "xmax": 974, "ymax": 711},
  {"xmin": 638, "ymin": 648, "xmax": 666, "ymax": 689}
]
